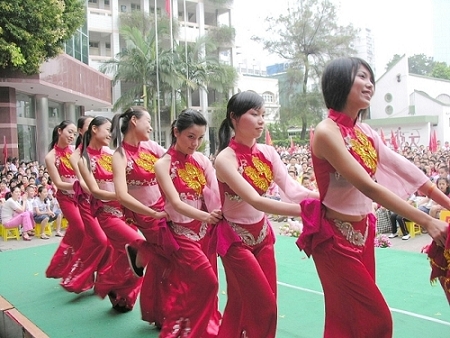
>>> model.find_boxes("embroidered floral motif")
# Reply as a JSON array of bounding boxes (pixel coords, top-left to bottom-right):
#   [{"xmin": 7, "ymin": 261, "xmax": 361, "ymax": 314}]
[
  {"xmin": 101, "ymin": 205, "xmax": 124, "ymax": 218},
  {"xmin": 333, "ymin": 219, "xmax": 368, "ymax": 246},
  {"xmin": 135, "ymin": 152, "xmax": 157, "ymax": 173},
  {"xmin": 229, "ymin": 221, "xmax": 268, "ymax": 246},
  {"xmin": 60, "ymin": 154, "xmax": 73, "ymax": 170},
  {"xmin": 244, "ymin": 157, "xmax": 273, "ymax": 192},
  {"xmin": 225, "ymin": 191, "xmax": 242, "ymax": 201},
  {"xmin": 170, "ymin": 222, "xmax": 208, "ymax": 241},
  {"xmin": 178, "ymin": 163, "xmax": 206, "ymax": 195},
  {"xmin": 346, "ymin": 128, "xmax": 378, "ymax": 175},
  {"xmin": 98, "ymin": 154, "xmax": 113, "ymax": 172}
]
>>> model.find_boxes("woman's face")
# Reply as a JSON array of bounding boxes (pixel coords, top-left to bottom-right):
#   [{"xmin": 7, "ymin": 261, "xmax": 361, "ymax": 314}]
[
  {"xmin": 59, "ymin": 124, "xmax": 77, "ymax": 146},
  {"xmin": 11, "ymin": 188, "xmax": 21, "ymax": 200},
  {"xmin": 438, "ymin": 179, "xmax": 449, "ymax": 192},
  {"xmin": 233, "ymin": 107, "xmax": 265, "ymax": 139},
  {"xmin": 174, "ymin": 124, "xmax": 206, "ymax": 155},
  {"xmin": 39, "ymin": 188, "xmax": 48, "ymax": 199},
  {"xmin": 133, "ymin": 111, "xmax": 152, "ymax": 142},
  {"xmin": 345, "ymin": 65, "xmax": 374, "ymax": 112},
  {"xmin": 93, "ymin": 121, "xmax": 112, "ymax": 146}
]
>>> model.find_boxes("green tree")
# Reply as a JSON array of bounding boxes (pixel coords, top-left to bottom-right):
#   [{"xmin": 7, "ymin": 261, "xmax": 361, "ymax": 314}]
[
  {"xmin": 431, "ymin": 61, "xmax": 450, "ymax": 80},
  {"xmin": 408, "ymin": 54, "xmax": 435, "ymax": 76},
  {"xmin": 0, "ymin": 0, "xmax": 85, "ymax": 75},
  {"xmin": 254, "ymin": 0, "xmax": 357, "ymax": 139},
  {"xmin": 385, "ymin": 54, "xmax": 403, "ymax": 71}
]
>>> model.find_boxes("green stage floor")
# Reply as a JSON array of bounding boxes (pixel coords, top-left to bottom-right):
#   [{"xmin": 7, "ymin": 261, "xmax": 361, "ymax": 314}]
[{"xmin": 0, "ymin": 236, "xmax": 449, "ymax": 337}]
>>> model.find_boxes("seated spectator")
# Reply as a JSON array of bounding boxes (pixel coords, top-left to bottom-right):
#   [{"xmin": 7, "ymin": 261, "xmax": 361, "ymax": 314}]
[
  {"xmin": 429, "ymin": 177, "xmax": 450, "ymax": 219},
  {"xmin": 0, "ymin": 181, "xmax": 10, "ymax": 200},
  {"xmin": 33, "ymin": 186, "xmax": 63, "ymax": 239},
  {"xmin": 1, "ymin": 186, "xmax": 34, "ymax": 241}
]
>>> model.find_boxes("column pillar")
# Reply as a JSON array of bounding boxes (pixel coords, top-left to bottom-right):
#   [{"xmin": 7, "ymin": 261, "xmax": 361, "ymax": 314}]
[
  {"xmin": 64, "ymin": 102, "xmax": 76, "ymax": 122},
  {"xmin": 35, "ymin": 95, "xmax": 49, "ymax": 164},
  {"xmin": 0, "ymin": 87, "xmax": 18, "ymax": 162}
]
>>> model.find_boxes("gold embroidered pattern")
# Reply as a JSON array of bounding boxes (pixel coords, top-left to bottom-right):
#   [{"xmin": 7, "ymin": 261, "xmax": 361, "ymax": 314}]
[
  {"xmin": 333, "ymin": 219, "xmax": 368, "ymax": 246},
  {"xmin": 349, "ymin": 128, "xmax": 378, "ymax": 174},
  {"xmin": 229, "ymin": 220, "xmax": 269, "ymax": 246},
  {"xmin": 98, "ymin": 154, "xmax": 113, "ymax": 173},
  {"xmin": 60, "ymin": 154, "xmax": 73, "ymax": 170},
  {"xmin": 135, "ymin": 152, "xmax": 158, "ymax": 173},
  {"xmin": 178, "ymin": 163, "xmax": 206, "ymax": 195},
  {"xmin": 244, "ymin": 157, "xmax": 273, "ymax": 192}
]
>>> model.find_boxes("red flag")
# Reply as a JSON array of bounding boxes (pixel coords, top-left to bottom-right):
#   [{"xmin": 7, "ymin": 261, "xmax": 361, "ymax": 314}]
[
  {"xmin": 2, "ymin": 136, "xmax": 7, "ymax": 164},
  {"xmin": 390, "ymin": 130, "xmax": 398, "ymax": 151},
  {"xmin": 429, "ymin": 130, "xmax": 438, "ymax": 153},
  {"xmin": 165, "ymin": 0, "xmax": 171, "ymax": 15},
  {"xmin": 379, "ymin": 128, "xmax": 387, "ymax": 145},
  {"xmin": 289, "ymin": 136, "xmax": 295, "ymax": 154},
  {"xmin": 309, "ymin": 126, "xmax": 314, "ymax": 145},
  {"xmin": 265, "ymin": 128, "xmax": 273, "ymax": 146}
]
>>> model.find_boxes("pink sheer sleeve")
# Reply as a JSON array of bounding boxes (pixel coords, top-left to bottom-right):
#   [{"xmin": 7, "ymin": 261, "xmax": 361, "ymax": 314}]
[
  {"xmin": 258, "ymin": 145, "xmax": 311, "ymax": 203},
  {"xmin": 193, "ymin": 152, "xmax": 221, "ymax": 212},
  {"xmin": 359, "ymin": 123, "xmax": 429, "ymax": 198}
]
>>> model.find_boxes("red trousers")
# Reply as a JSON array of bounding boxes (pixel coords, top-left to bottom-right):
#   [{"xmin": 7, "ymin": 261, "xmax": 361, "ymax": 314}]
[
  {"xmin": 46, "ymin": 192, "xmax": 85, "ymax": 279},
  {"xmin": 60, "ymin": 197, "xmax": 110, "ymax": 293},
  {"xmin": 217, "ymin": 219, "xmax": 277, "ymax": 338},
  {"xmin": 298, "ymin": 199, "xmax": 392, "ymax": 338},
  {"xmin": 159, "ymin": 222, "xmax": 219, "ymax": 338},
  {"xmin": 94, "ymin": 210, "xmax": 143, "ymax": 310}
]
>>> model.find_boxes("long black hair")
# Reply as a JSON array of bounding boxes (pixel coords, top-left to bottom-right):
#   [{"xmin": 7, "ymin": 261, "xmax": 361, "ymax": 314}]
[
  {"xmin": 111, "ymin": 106, "xmax": 148, "ymax": 155},
  {"xmin": 81, "ymin": 116, "xmax": 111, "ymax": 172},
  {"xmin": 217, "ymin": 91, "xmax": 264, "ymax": 153},
  {"xmin": 75, "ymin": 115, "xmax": 94, "ymax": 148},
  {"xmin": 48, "ymin": 120, "xmax": 75, "ymax": 151},
  {"xmin": 170, "ymin": 109, "xmax": 207, "ymax": 146}
]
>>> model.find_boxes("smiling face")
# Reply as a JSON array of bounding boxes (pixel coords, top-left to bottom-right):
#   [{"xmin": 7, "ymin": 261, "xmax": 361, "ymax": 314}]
[
  {"xmin": 133, "ymin": 111, "xmax": 152, "ymax": 142},
  {"xmin": 59, "ymin": 124, "xmax": 77, "ymax": 146},
  {"xmin": 344, "ymin": 65, "xmax": 374, "ymax": 113},
  {"xmin": 174, "ymin": 124, "xmax": 206, "ymax": 155},
  {"xmin": 92, "ymin": 121, "xmax": 112, "ymax": 146}
]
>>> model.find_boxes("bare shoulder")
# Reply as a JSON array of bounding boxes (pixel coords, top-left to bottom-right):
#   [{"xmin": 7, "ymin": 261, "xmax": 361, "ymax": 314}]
[
  {"xmin": 154, "ymin": 153, "xmax": 170, "ymax": 170},
  {"xmin": 44, "ymin": 150, "xmax": 55, "ymax": 163},
  {"xmin": 214, "ymin": 147, "xmax": 236, "ymax": 167}
]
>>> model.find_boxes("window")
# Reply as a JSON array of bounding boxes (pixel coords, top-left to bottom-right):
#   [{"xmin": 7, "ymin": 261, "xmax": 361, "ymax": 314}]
[
  {"xmin": 88, "ymin": 0, "xmax": 98, "ymax": 3},
  {"xmin": 384, "ymin": 93, "xmax": 393, "ymax": 103},
  {"xmin": 121, "ymin": 5, "xmax": 126, "ymax": 12},
  {"xmin": 18, "ymin": 125, "xmax": 37, "ymax": 162},
  {"xmin": 263, "ymin": 92, "xmax": 274, "ymax": 103},
  {"xmin": 131, "ymin": 3, "xmax": 141, "ymax": 11},
  {"xmin": 104, "ymin": 0, "xmax": 110, "ymax": 5},
  {"xmin": 385, "ymin": 105, "xmax": 393, "ymax": 115},
  {"xmin": 89, "ymin": 41, "xmax": 99, "ymax": 48},
  {"xmin": 105, "ymin": 42, "xmax": 111, "ymax": 49}
]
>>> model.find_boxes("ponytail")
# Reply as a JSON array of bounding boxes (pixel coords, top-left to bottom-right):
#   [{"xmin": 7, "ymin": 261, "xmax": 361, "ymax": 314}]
[
  {"xmin": 48, "ymin": 120, "xmax": 73, "ymax": 151},
  {"xmin": 217, "ymin": 118, "xmax": 232, "ymax": 153},
  {"xmin": 111, "ymin": 106, "xmax": 147, "ymax": 156}
]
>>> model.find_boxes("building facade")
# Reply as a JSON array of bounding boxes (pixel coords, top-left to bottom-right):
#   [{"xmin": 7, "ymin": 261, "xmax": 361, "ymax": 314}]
[{"xmin": 367, "ymin": 55, "xmax": 450, "ymax": 150}]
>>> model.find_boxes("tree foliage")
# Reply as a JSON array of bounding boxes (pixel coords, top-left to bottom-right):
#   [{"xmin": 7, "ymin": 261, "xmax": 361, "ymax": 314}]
[
  {"xmin": 254, "ymin": 0, "xmax": 357, "ymax": 139},
  {"xmin": 386, "ymin": 53, "xmax": 450, "ymax": 80},
  {"xmin": 0, "ymin": 0, "xmax": 85, "ymax": 75}
]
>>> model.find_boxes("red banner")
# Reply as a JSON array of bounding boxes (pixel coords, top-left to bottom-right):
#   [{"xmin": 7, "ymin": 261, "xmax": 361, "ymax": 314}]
[
  {"xmin": 265, "ymin": 129, "xmax": 273, "ymax": 146},
  {"xmin": 165, "ymin": 0, "xmax": 171, "ymax": 15}
]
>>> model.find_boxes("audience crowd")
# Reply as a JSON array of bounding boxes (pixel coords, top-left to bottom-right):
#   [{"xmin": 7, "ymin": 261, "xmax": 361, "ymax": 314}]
[{"xmin": 2, "ymin": 139, "xmax": 450, "ymax": 242}]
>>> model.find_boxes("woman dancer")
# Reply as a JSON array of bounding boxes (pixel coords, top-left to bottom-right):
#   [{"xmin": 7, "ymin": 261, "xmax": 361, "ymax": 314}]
[
  {"xmin": 78, "ymin": 116, "xmax": 142, "ymax": 312},
  {"xmin": 155, "ymin": 109, "xmax": 222, "ymax": 337},
  {"xmin": 45, "ymin": 121, "xmax": 85, "ymax": 279},
  {"xmin": 214, "ymin": 91, "xmax": 317, "ymax": 338},
  {"xmin": 60, "ymin": 116, "xmax": 110, "ymax": 293},
  {"xmin": 111, "ymin": 106, "xmax": 171, "ymax": 326},
  {"xmin": 297, "ymin": 57, "xmax": 449, "ymax": 337}
]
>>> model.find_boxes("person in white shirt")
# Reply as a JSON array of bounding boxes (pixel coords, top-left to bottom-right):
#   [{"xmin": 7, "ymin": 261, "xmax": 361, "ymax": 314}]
[{"xmin": 33, "ymin": 186, "xmax": 63, "ymax": 239}]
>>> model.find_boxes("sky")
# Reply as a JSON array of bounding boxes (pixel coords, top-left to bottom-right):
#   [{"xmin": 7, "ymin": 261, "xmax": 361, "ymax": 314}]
[{"xmin": 232, "ymin": 0, "xmax": 434, "ymax": 76}]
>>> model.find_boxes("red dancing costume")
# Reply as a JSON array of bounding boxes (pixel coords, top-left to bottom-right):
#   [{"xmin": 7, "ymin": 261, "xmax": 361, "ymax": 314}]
[
  {"xmin": 60, "ymin": 147, "xmax": 110, "ymax": 293},
  {"xmin": 87, "ymin": 146, "xmax": 143, "ymax": 311},
  {"xmin": 159, "ymin": 147, "xmax": 220, "ymax": 338},
  {"xmin": 46, "ymin": 145, "xmax": 85, "ymax": 279},
  {"xmin": 215, "ymin": 138, "xmax": 312, "ymax": 338},
  {"xmin": 121, "ymin": 141, "xmax": 176, "ymax": 326},
  {"xmin": 297, "ymin": 110, "xmax": 429, "ymax": 337}
]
